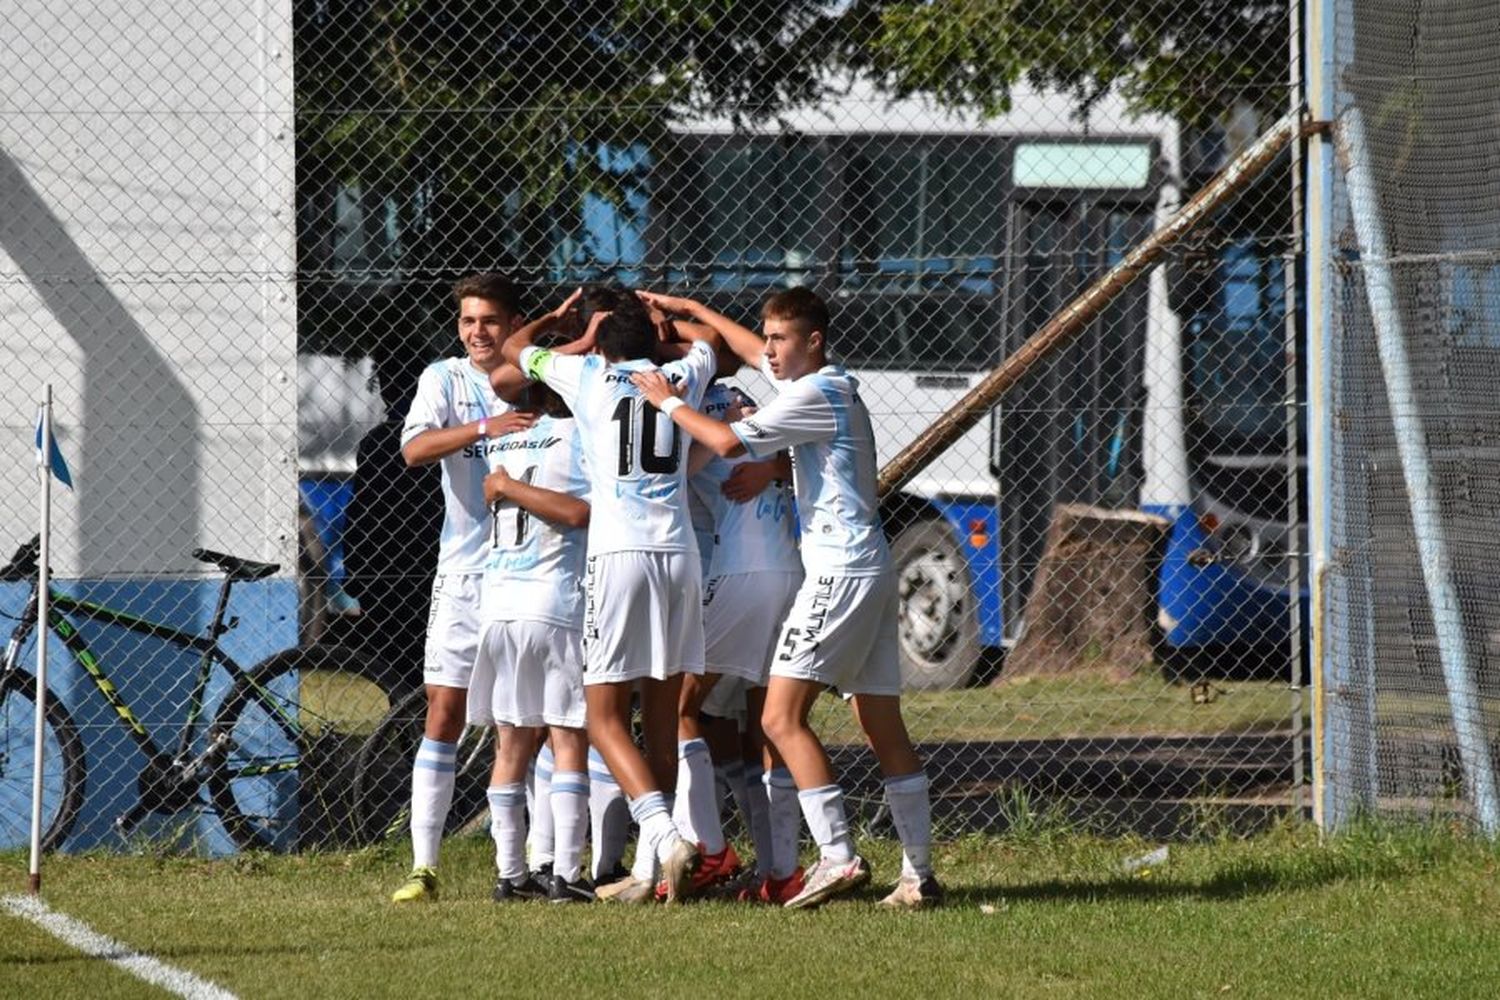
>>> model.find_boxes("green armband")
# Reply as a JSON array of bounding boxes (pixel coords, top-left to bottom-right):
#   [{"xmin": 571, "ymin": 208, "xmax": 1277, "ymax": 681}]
[{"xmin": 524, "ymin": 347, "xmax": 553, "ymax": 382}]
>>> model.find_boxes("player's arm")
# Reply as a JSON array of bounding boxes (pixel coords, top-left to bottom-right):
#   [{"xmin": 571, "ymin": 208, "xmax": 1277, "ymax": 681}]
[
  {"xmin": 485, "ymin": 469, "xmax": 590, "ymax": 530},
  {"xmin": 722, "ymin": 452, "xmax": 792, "ymax": 503},
  {"xmin": 631, "ymin": 370, "xmax": 746, "ymax": 458},
  {"xmin": 499, "ymin": 289, "xmax": 597, "ymax": 371},
  {"xmin": 400, "ymin": 361, "xmax": 538, "ymax": 466},
  {"xmin": 637, "ymin": 291, "xmax": 763, "ymax": 369}
]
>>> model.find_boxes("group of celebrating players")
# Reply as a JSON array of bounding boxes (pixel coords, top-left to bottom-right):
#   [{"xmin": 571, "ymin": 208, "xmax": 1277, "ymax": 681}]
[{"xmin": 391, "ymin": 273, "xmax": 942, "ymax": 910}]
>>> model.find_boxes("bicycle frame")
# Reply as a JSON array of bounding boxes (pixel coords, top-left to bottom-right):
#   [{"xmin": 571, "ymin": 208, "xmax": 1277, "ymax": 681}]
[{"xmin": 5, "ymin": 575, "xmax": 250, "ymax": 764}]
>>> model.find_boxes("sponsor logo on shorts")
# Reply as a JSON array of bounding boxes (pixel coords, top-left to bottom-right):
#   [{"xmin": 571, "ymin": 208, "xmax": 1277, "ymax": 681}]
[
  {"xmin": 583, "ymin": 556, "xmax": 599, "ymax": 641},
  {"xmin": 703, "ymin": 575, "xmax": 721, "ymax": 607},
  {"xmin": 777, "ymin": 575, "xmax": 834, "ymax": 660}
]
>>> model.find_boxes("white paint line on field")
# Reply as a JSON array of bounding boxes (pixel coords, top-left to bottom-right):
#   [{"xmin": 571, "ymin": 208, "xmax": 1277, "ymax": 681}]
[{"xmin": 3, "ymin": 894, "xmax": 238, "ymax": 1000}]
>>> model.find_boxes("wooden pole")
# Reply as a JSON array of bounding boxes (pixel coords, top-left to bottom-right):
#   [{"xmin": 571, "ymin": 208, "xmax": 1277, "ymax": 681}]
[{"xmin": 877, "ymin": 109, "xmax": 1313, "ymax": 499}]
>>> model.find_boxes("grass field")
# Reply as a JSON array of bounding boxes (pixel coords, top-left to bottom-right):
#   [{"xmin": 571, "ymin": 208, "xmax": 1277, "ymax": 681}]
[
  {"xmin": 6, "ymin": 822, "xmax": 1499, "ymax": 998},
  {"xmin": 812, "ymin": 675, "xmax": 1302, "ymax": 744}
]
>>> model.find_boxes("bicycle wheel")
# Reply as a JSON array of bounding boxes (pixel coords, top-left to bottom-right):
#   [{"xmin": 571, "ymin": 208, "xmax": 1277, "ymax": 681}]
[
  {"xmin": 348, "ymin": 687, "xmax": 492, "ymax": 846},
  {"xmin": 207, "ymin": 645, "xmax": 400, "ymax": 852},
  {"xmin": 0, "ymin": 668, "xmax": 85, "ymax": 852}
]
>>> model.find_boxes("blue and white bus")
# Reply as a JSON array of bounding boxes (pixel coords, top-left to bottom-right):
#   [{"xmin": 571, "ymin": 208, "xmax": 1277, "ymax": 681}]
[{"xmin": 543, "ymin": 87, "xmax": 1300, "ymax": 688}]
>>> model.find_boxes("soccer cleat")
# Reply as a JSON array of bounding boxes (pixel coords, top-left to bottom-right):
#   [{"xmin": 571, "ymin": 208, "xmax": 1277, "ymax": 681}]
[
  {"xmin": 741, "ymin": 867, "xmax": 806, "ymax": 905},
  {"xmin": 878, "ymin": 873, "xmax": 945, "ymax": 910},
  {"xmin": 595, "ymin": 874, "xmax": 657, "ymax": 904},
  {"xmin": 391, "ymin": 867, "xmax": 438, "ymax": 903},
  {"xmin": 691, "ymin": 843, "xmax": 744, "ymax": 894},
  {"xmin": 492, "ymin": 873, "xmax": 552, "ymax": 902},
  {"xmin": 783, "ymin": 855, "xmax": 870, "ymax": 910},
  {"xmin": 549, "ymin": 876, "xmax": 597, "ymax": 904},
  {"xmin": 532, "ymin": 862, "xmax": 554, "ymax": 892},
  {"xmin": 660, "ymin": 836, "xmax": 701, "ymax": 903}
]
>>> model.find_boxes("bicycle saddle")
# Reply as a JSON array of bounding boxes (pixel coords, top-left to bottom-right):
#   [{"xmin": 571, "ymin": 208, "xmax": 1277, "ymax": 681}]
[
  {"xmin": 0, "ymin": 536, "xmax": 40, "ymax": 581},
  {"xmin": 191, "ymin": 548, "xmax": 280, "ymax": 581}
]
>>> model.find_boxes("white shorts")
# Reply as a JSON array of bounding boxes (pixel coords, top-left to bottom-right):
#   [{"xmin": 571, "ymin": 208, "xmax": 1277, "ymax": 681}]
[
  {"xmin": 701, "ymin": 674, "xmax": 752, "ymax": 724},
  {"xmin": 423, "ymin": 572, "xmax": 484, "ymax": 688},
  {"xmin": 467, "ymin": 620, "xmax": 586, "ymax": 729},
  {"xmin": 770, "ymin": 572, "xmax": 902, "ymax": 697},
  {"xmin": 583, "ymin": 550, "xmax": 705, "ymax": 684},
  {"xmin": 703, "ymin": 570, "xmax": 802, "ymax": 685}
]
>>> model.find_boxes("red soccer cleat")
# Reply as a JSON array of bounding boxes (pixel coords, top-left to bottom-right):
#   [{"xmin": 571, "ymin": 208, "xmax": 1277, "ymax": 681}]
[{"xmin": 736, "ymin": 866, "xmax": 806, "ymax": 904}]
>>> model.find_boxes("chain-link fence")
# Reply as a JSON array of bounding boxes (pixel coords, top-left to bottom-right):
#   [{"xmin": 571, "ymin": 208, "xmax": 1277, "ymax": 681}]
[
  {"xmin": 2, "ymin": 1, "xmax": 1305, "ymax": 857},
  {"xmin": 1320, "ymin": 0, "xmax": 1500, "ymax": 831}
]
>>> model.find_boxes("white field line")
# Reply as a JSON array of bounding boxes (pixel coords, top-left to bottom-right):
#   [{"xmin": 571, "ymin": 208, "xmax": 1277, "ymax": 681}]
[{"xmin": 2, "ymin": 894, "xmax": 238, "ymax": 1000}]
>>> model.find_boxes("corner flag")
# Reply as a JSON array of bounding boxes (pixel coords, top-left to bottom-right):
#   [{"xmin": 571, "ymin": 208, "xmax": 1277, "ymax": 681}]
[{"xmin": 34, "ymin": 409, "xmax": 73, "ymax": 489}]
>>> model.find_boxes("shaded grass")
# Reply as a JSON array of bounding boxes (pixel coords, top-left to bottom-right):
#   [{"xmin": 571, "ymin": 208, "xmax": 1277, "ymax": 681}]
[
  {"xmin": 811, "ymin": 674, "xmax": 1301, "ymax": 745},
  {"xmin": 5, "ymin": 822, "xmax": 1499, "ymax": 999}
]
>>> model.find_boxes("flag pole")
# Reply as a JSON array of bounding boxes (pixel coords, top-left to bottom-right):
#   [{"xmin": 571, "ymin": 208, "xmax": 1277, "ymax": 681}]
[{"xmin": 29, "ymin": 384, "xmax": 54, "ymax": 895}]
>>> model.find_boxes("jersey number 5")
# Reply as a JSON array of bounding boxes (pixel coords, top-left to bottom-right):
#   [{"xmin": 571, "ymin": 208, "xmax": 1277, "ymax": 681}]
[{"xmin": 611, "ymin": 397, "xmax": 680, "ymax": 476}]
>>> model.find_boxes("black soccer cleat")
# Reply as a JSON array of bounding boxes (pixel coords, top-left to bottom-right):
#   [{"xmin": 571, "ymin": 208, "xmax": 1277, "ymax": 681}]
[
  {"xmin": 548, "ymin": 876, "xmax": 598, "ymax": 904},
  {"xmin": 492, "ymin": 873, "xmax": 552, "ymax": 902}
]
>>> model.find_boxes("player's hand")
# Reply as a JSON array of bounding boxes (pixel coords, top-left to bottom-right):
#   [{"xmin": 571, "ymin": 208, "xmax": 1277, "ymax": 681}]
[
  {"xmin": 551, "ymin": 287, "xmax": 583, "ymax": 321},
  {"xmin": 630, "ymin": 369, "xmax": 683, "ymax": 409},
  {"xmin": 483, "ymin": 467, "xmax": 512, "ymax": 504},
  {"xmin": 488, "ymin": 411, "xmax": 536, "ymax": 438},
  {"xmin": 636, "ymin": 290, "xmax": 698, "ymax": 318},
  {"xmin": 722, "ymin": 459, "xmax": 778, "ymax": 503}
]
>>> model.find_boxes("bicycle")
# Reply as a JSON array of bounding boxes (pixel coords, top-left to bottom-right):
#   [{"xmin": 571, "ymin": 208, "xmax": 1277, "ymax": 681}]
[{"xmin": 0, "ymin": 535, "xmax": 406, "ymax": 853}]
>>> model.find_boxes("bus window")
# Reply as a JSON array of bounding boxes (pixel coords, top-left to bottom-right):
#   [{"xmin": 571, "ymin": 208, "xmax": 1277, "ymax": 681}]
[{"xmin": 669, "ymin": 141, "xmax": 823, "ymax": 289}]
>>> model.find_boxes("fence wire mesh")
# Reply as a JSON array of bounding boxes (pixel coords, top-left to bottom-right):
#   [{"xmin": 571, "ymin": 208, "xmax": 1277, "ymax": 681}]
[
  {"xmin": 1324, "ymin": 0, "xmax": 1500, "ymax": 829},
  {"xmin": 2, "ymin": 1, "xmax": 1304, "ymax": 857}
]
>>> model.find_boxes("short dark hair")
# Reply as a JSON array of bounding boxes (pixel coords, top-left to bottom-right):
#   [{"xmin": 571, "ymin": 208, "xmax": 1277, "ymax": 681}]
[
  {"xmin": 596, "ymin": 301, "xmax": 657, "ymax": 362},
  {"xmin": 452, "ymin": 273, "xmax": 523, "ymax": 315},
  {"xmin": 761, "ymin": 287, "xmax": 830, "ymax": 342},
  {"xmin": 579, "ymin": 284, "xmax": 633, "ymax": 326}
]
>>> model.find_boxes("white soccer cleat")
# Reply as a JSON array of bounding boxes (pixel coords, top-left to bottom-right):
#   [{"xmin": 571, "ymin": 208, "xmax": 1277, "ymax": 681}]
[
  {"xmin": 660, "ymin": 836, "xmax": 701, "ymax": 904},
  {"xmin": 877, "ymin": 873, "xmax": 945, "ymax": 910},
  {"xmin": 783, "ymin": 854, "xmax": 871, "ymax": 910}
]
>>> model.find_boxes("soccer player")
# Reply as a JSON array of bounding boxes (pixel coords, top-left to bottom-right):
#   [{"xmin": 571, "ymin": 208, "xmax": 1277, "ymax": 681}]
[
  {"xmin": 631, "ymin": 287, "xmax": 945, "ymax": 909},
  {"xmin": 473, "ymin": 370, "xmax": 595, "ymax": 903},
  {"xmin": 501, "ymin": 297, "xmax": 721, "ymax": 903},
  {"xmin": 390, "ymin": 274, "xmax": 536, "ymax": 903},
  {"xmin": 675, "ymin": 389, "xmax": 807, "ymax": 899}
]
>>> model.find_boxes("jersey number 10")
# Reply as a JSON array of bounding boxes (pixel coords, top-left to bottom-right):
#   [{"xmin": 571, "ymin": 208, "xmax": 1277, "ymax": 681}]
[{"xmin": 611, "ymin": 397, "xmax": 680, "ymax": 476}]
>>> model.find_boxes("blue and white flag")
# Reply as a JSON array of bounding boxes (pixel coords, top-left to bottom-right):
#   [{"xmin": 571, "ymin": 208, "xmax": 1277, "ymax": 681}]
[{"xmin": 34, "ymin": 410, "xmax": 73, "ymax": 489}]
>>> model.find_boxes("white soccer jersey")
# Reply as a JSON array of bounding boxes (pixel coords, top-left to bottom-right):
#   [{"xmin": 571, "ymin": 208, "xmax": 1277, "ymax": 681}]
[
  {"xmin": 699, "ymin": 451, "xmax": 802, "ymax": 578},
  {"xmin": 401, "ymin": 358, "xmax": 509, "ymax": 574},
  {"xmin": 728, "ymin": 365, "xmax": 890, "ymax": 578},
  {"xmin": 688, "ymin": 383, "xmax": 739, "ymax": 568},
  {"xmin": 520, "ymin": 341, "xmax": 717, "ymax": 556},
  {"xmin": 481, "ymin": 415, "xmax": 590, "ymax": 629}
]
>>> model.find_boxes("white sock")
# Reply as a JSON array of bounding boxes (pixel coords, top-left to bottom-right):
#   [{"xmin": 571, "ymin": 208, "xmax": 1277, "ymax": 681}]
[
  {"xmin": 628, "ymin": 791, "xmax": 677, "ymax": 882},
  {"xmin": 588, "ymin": 747, "xmax": 628, "ymax": 880},
  {"xmin": 528, "ymin": 745, "xmax": 555, "ymax": 871},
  {"xmin": 765, "ymin": 767, "xmax": 803, "ymax": 878},
  {"xmin": 797, "ymin": 783, "xmax": 854, "ymax": 864},
  {"xmin": 549, "ymin": 770, "xmax": 588, "ymax": 884},
  {"xmin": 409, "ymin": 737, "xmax": 456, "ymax": 869},
  {"xmin": 884, "ymin": 771, "xmax": 934, "ymax": 879},
  {"xmin": 487, "ymin": 783, "xmax": 527, "ymax": 881},
  {"xmin": 743, "ymin": 764, "xmax": 775, "ymax": 878},
  {"xmin": 676, "ymin": 738, "xmax": 725, "ymax": 854}
]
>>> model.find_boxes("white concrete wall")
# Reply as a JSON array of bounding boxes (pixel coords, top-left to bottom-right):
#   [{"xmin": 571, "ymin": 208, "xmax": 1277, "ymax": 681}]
[{"xmin": 0, "ymin": 0, "xmax": 297, "ymax": 577}]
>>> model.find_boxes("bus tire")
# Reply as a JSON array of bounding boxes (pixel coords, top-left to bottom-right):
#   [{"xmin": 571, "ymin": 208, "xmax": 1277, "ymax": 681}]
[{"xmin": 892, "ymin": 519, "xmax": 981, "ymax": 691}]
